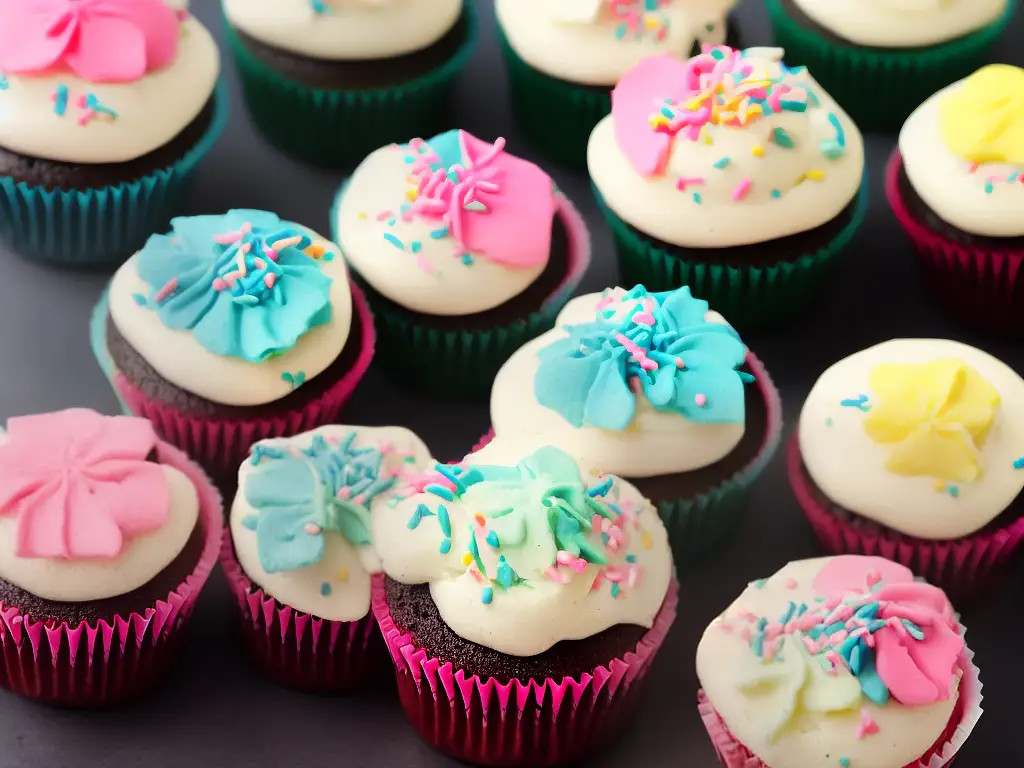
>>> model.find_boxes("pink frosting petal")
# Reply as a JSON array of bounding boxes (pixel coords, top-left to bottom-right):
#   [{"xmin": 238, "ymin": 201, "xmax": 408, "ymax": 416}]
[
  {"xmin": 90, "ymin": 0, "xmax": 180, "ymax": 70},
  {"xmin": 77, "ymin": 414, "xmax": 159, "ymax": 465},
  {"xmin": 811, "ymin": 555, "xmax": 916, "ymax": 595},
  {"xmin": 13, "ymin": 481, "xmax": 70, "ymax": 559},
  {"xmin": 873, "ymin": 629, "xmax": 943, "ymax": 705},
  {"xmin": 0, "ymin": 1, "xmax": 76, "ymax": 74},
  {"xmin": 64, "ymin": 13, "xmax": 147, "ymax": 82}
]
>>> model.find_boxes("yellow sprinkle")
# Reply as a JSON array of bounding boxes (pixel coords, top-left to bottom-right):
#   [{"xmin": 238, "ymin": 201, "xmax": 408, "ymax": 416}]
[
  {"xmin": 461, "ymin": 552, "xmax": 473, "ymax": 566},
  {"xmin": 644, "ymin": 17, "xmax": 659, "ymax": 30},
  {"xmin": 805, "ymin": 169, "xmax": 826, "ymax": 181},
  {"xmin": 357, "ymin": 212, "xmax": 368, "ymax": 220},
  {"xmin": 933, "ymin": 479, "xmax": 947, "ymax": 492},
  {"xmin": 336, "ymin": 568, "xmax": 349, "ymax": 583},
  {"xmin": 751, "ymin": 145, "xmax": 765, "ymax": 158},
  {"xmin": 405, "ymin": 188, "xmax": 418, "ymax": 202},
  {"xmin": 641, "ymin": 531, "xmax": 653, "ymax": 550}
]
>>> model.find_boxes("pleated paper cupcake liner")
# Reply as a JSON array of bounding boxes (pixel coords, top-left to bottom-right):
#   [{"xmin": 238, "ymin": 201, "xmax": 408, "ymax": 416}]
[
  {"xmin": 788, "ymin": 435, "xmax": 1024, "ymax": 603},
  {"xmin": 222, "ymin": 1, "xmax": 477, "ymax": 169},
  {"xmin": 595, "ymin": 181, "xmax": 867, "ymax": 330},
  {"xmin": 765, "ymin": 0, "xmax": 1016, "ymax": 131},
  {"xmin": 0, "ymin": 84, "xmax": 228, "ymax": 267},
  {"xmin": 885, "ymin": 149, "xmax": 1024, "ymax": 335},
  {"xmin": 0, "ymin": 441, "xmax": 223, "ymax": 707},
  {"xmin": 371, "ymin": 576, "xmax": 678, "ymax": 766}
]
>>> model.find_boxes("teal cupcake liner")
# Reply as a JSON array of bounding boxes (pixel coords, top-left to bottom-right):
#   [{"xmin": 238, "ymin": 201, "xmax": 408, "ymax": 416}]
[
  {"xmin": 89, "ymin": 290, "xmax": 132, "ymax": 416},
  {"xmin": 765, "ymin": 0, "xmax": 1017, "ymax": 131},
  {"xmin": 594, "ymin": 178, "xmax": 868, "ymax": 330},
  {"xmin": 223, "ymin": 1, "xmax": 477, "ymax": 169},
  {"xmin": 0, "ymin": 84, "xmax": 227, "ymax": 267}
]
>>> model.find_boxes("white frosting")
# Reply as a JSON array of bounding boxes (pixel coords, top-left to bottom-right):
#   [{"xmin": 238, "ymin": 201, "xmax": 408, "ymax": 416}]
[
  {"xmin": 900, "ymin": 78, "xmax": 1024, "ymax": 238},
  {"xmin": 222, "ymin": 0, "xmax": 463, "ymax": 61},
  {"xmin": 799, "ymin": 339, "xmax": 1024, "ymax": 540},
  {"xmin": 108, "ymin": 223, "xmax": 353, "ymax": 408},
  {"xmin": 231, "ymin": 426, "xmax": 435, "ymax": 623},
  {"xmin": 789, "ymin": 0, "xmax": 1008, "ymax": 48},
  {"xmin": 336, "ymin": 142, "xmax": 549, "ymax": 316},
  {"xmin": 490, "ymin": 290, "xmax": 743, "ymax": 478},
  {"xmin": 496, "ymin": 0, "xmax": 737, "ymax": 86},
  {"xmin": 588, "ymin": 48, "xmax": 865, "ymax": 248},
  {"xmin": 373, "ymin": 443, "xmax": 673, "ymax": 656},
  {"xmin": 0, "ymin": 465, "xmax": 199, "ymax": 603},
  {"xmin": 0, "ymin": 16, "xmax": 219, "ymax": 164},
  {"xmin": 696, "ymin": 557, "xmax": 961, "ymax": 768}
]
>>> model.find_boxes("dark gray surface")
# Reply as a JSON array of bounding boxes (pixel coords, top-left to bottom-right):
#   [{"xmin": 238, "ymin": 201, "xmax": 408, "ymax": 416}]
[{"xmin": 1, "ymin": 1, "xmax": 1022, "ymax": 766}]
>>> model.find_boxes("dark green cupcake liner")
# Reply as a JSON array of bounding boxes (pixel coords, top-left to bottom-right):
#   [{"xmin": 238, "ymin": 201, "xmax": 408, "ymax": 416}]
[
  {"xmin": 765, "ymin": 0, "xmax": 1017, "ymax": 131},
  {"xmin": 223, "ymin": 1, "xmax": 477, "ymax": 169}
]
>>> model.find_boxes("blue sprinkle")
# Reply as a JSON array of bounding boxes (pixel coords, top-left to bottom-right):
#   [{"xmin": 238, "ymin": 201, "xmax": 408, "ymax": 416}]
[
  {"xmin": 383, "ymin": 233, "xmax": 404, "ymax": 250},
  {"xmin": 460, "ymin": 254, "xmax": 473, "ymax": 265},
  {"xmin": 485, "ymin": 530, "xmax": 500, "ymax": 548},
  {"xmin": 132, "ymin": 293, "xmax": 148, "ymax": 306},
  {"xmin": 429, "ymin": 227, "xmax": 449, "ymax": 239},
  {"xmin": 587, "ymin": 477, "xmax": 613, "ymax": 498},
  {"xmin": 481, "ymin": 587, "xmax": 493, "ymax": 605},
  {"xmin": 625, "ymin": 554, "xmax": 637, "ymax": 563},
  {"xmin": 840, "ymin": 394, "xmax": 871, "ymax": 412},
  {"xmin": 713, "ymin": 156, "xmax": 731, "ymax": 169},
  {"xmin": 611, "ymin": 582, "xmax": 621, "ymax": 598},
  {"xmin": 1010, "ymin": 172, "xmax": 1020, "ymax": 183},
  {"xmin": 437, "ymin": 504, "xmax": 452, "ymax": 537},
  {"xmin": 827, "ymin": 112, "xmax": 846, "ymax": 147},
  {"xmin": 948, "ymin": 485, "xmax": 960, "ymax": 498},
  {"xmin": 693, "ymin": 192, "xmax": 702, "ymax": 204},
  {"xmin": 241, "ymin": 515, "xmax": 258, "ymax": 531},
  {"xmin": 985, "ymin": 181, "xmax": 994, "ymax": 195},
  {"xmin": 496, "ymin": 556, "xmax": 515, "ymax": 589},
  {"xmin": 0, "ymin": 75, "xmax": 7, "ymax": 90},
  {"xmin": 408, "ymin": 503, "xmax": 433, "ymax": 530},
  {"xmin": 439, "ymin": 538, "xmax": 452, "ymax": 554},
  {"xmin": 660, "ymin": 106, "xmax": 675, "ymax": 119},
  {"xmin": 425, "ymin": 483, "xmax": 454, "ymax": 501},
  {"xmin": 387, "ymin": 218, "xmax": 397, "ymax": 227},
  {"xmin": 53, "ymin": 84, "xmax": 68, "ymax": 116},
  {"xmin": 840, "ymin": 759, "xmax": 851, "ymax": 767},
  {"xmin": 749, "ymin": 578, "xmax": 768, "ymax": 589},
  {"xmin": 770, "ymin": 189, "xmax": 782, "ymax": 199},
  {"xmin": 778, "ymin": 601, "xmax": 797, "ymax": 625},
  {"xmin": 1014, "ymin": 457, "xmax": 1024, "ymax": 470},
  {"xmin": 320, "ymin": 582, "xmax": 332, "ymax": 596},
  {"xmin": 310, "ymin": 0, "xmax": 329, "ymax": 13},
  {"xmin": 403, "ymin": 155, "xmax": 414, "ymax": 164},
  {"xmin": 411, "ymin": 241, "xmax": 422, "ymax": 253},
  {"xmin": 780, "ymin": 99, "xmax": 806, "ymax": 112},
  {"xmin": 433, "ymin": 463, "xmax": 467, "ymax": 494},
  {"xmin": 902, "ymin": 619, "xmax": 926, "ymax": 641}
]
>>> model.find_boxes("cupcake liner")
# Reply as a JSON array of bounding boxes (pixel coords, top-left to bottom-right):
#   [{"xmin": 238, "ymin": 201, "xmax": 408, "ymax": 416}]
[
  {"xmin": 371, "ymin": 576, "xmax": 679, "ymax": 766},
  {"xmin": 222, "ymin": 1, "xmax": 477, "ymax": 169},
  {"xmin": 0, "ymin": 440, "xmax": 223, "ymax": 707},
  {"xmin": 885, "ymin": 150, "xmax": 1024, "ymax": 335},
  {"xmin": 89, "ymin": 290, "xmax": 133, "ymax": 417},
  {"xmin": 103, "ymin": 279, "xmax": 375, "ymax": 481},
  {"xmin": 697, "ymin": 625, "xmax": 983, "ymax": 768},
  {"xmin": 764, "ymin": 0, "xmax": 1016, "ymax": 131},
  {"xmin": 332, "ymin": 189, "xmax": 592, "ymax": 400},
  {"xmin": 219, "ymin": 537, "xmax": 388, "ymax": 692},
  {"xmin": 0, "ymin": 84, "xmax": 228, "ymax": 267},
  {"xmin": 468, "ymin": 350, "xmax": 783, "ymax": 567},
  {"xmin": 788, "ymin": 435, "xmax": 1024, "ymax": 602},
  {"xmin": 594, "ymin": 180, "xmax": 868, "ymax": 330}
]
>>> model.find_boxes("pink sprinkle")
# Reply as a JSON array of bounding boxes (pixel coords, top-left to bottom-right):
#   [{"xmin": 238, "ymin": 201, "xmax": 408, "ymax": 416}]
[
  {"xmin": 675, "ymin": 358, "xmax": 686, "ymax": 369},
  {"xmin": 264, "ymin": 247, "xmax": 278, "ymax": 262},
  {"xmin": 154, "ymin": 278, "xmax": 178, "ymax": 303},
  {"xmin": 415, "ymin": 253, "xmax": 435, "ymax": 274},
  {"xmin": 263, "ymin": 273, "xmax": 276, "ymax": 289},
  {"xmin": 785, "ymin": 578, "xmax": 798, "ymax": 589},
  {"xmin": 731, "ymin": 178, "xmax": 752, "ymax": 201},
  {"xmin": 590, "ymin": 570, "xmax": 604, "ymax": 591},
  {"xmin": 824, "ymin": 650, "xmax": 841, "ymax": 676},
  {"xmin": 211, "ymin": 277, "xmax": 228, "ymax": 291},
  {"xmin": 336, "ymin": 487, "xmax": 351, "ymax": 500},
  {"xmin": 270, "ymin": 235, "xmax": 302, "ymax": 252},
  {"xmin": 467, "ymin": 565, "xmax": 485, "ymax": 584},
  {"xmin": 865, "ymin": 570, "xmax": 881, "ymax": 588},
  {"xmin": 632, "ymin": 311, "xmax": 656, "ymax": 326},
  {"xmin": 375, "ymin": 211, "xmax": 393, "ymax": 221},
  {"xmin": 694, "ymin": 393, "xmax": 707, "ymax": 407},
  {"xmin": 304, "ymin": 523, "xmax": 322, "ymax": 535},
  {"xmin": 77, "ymin": 109, "xmax": 95, "ymax": 126},
  {"xmin": 675, "ymin": 176, "xmax": 705, "ymax": 191},
  {"xmin": 595, "ymin": 294, "xmax": 616, "ymax": 311},
  {"xmin": 615, "ymin": 333, "xmax": 659, "ymax": 371},
  {"xmin": 856, "ymin": 708, "xmax": 879, "ymax": 739},
  {"xmin": 212, "ymin": 222, "xmax": 252, "ymax": 244},
  {"xmin": 603, "ymin": 567, "xmax": 626, "ymax": 584},
  {"xmin": 253, "ymin": 257, "xmax": 266, "ymax": 270},
  {"xmin": 548, "ymin": 566, "xmax": 570, "ymax": 585}
]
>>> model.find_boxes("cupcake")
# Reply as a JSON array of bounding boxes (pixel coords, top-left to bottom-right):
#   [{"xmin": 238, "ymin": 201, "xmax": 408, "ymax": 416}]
[
  {"xmin": 588, "ymin": 45, "xmax": 866, "ymax": 328},
  {"xmin": 495, "ymin": 0, "xmax": 740, "ymax": 167},
  {"xmin": 0, "ymin": 409, "xmax": 222, "ymax": 706},
  {"xmin": 481, "ymin": 284, "xmax": 782, "ymax": 564},
  {"xmin": 887, "ymin": 64, "xmax": 1024, "ymax": 335},
  {"xmin": 332, "ymin": 129, "xmax": 591, "ymax": 398},
  {"xmin": 221, "ymin": 425, "xmax": 435, "ymax": 692},
  {"xmin": 221, "ymin": 0, "xmax": 476, "ymax": 168},
  {"xmin": 90, "ymin": 209, "xmax": 375, "ymax": 485},
  {"xmin": 0, "ymin": 0, "xmax": 225, "ymax": 266},
  {"xmin": 790, "ymin": 339, "xmax": 1024, "ymax": 600},
  {"xmin": 371, "ymin": 442, "xmax": 678, "ymax": 766},
  {"xmin": 697, "ymin": 555, "xmax": 982, "ymax": 768},
  {"xmin": 765, "ymin": 0, "xmax": 1017, "ymax": 131}
]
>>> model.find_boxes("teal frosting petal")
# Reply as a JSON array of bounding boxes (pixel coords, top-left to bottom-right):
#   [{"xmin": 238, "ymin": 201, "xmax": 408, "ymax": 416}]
[{"xmin": 583, "ymin": 347, "xmax": 634, "ymax": 430}]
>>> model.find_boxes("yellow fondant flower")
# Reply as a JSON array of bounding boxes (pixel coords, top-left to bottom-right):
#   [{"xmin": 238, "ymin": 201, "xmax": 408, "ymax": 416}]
[
  {"xmin": 864, "ymin": 359, "xmax": 1000, "ymax": 483},
  {"xmin": 939, "ymin": 64, "xmax": 1024, "ymax": 165}
]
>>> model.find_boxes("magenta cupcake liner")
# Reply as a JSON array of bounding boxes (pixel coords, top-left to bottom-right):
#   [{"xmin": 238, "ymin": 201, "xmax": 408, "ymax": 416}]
[
  {"xmin": 0, "ymin": 441, "xmax": 223, "ymax": 707},
  {"xmin": 886, "ymin": 149, "xmax": 1024, "ymax": 334},
  {"xmin": 371, "ymin": 577, "xmax": 679, "ymax": 766},
  {"xmin": 113, "ymin": 279, "xmax": 376, "ymax": 480},
  {"xmin": 788, "ymin": 435, "xmax": 1024, "ymax": 601},
  {"xmin": 219, "ymin": 536, "xmax": 388, "ymax": 693}
]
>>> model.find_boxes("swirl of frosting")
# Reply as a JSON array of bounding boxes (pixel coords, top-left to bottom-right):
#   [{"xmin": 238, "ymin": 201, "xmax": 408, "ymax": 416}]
[
  {"xmin": 373, "ymin": 444, "xmax": 673, "ymax": 656},
  {"xmin": 939, "ymin": 64, "xmax": 1024, "ymax": 166}
]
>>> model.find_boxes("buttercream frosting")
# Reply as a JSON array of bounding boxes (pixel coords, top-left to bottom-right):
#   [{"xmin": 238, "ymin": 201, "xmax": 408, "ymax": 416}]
[
  {"xmin": 0, "ymin": 2, "xmax": 220, "ymax": 164},
  {"xmin": 108, "ymin": 210, "xmax": 354, "ymax": 407},
  {"xmin": 697, "ymin": 555, "xmax": 966, "ymax": 768},
  {"xmin": 231, "ymin": 426, "xmax": 435, "ymax": 623},
  {"xmin": 496, "ymin": 0, "xmax": 737, "ymax": 86},
  {"xmin": 900, "ymin": 65, "xmax": 1024, "ymax": 238},
  {"xmin": 336, "ymin": 130, "xmax": 557, "ymax": 316},
  {"xmin": 799, "ymin": 339, "xmax": 1024, "ymax": 540},
  {"xmin": 373, "ymin": 443, "xmax": 673, "ymax": 657},
  {"xmin": 588, "ymin": 46, "xmax": 865, "ymax": 248},
  {"xmin": 221, "ymin": 0, "xmax": 463, "ymax": 61}
]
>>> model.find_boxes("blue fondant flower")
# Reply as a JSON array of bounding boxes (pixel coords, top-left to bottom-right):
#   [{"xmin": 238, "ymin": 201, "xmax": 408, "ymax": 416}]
[
  {"xmin": 535, "ymin": 286, "xmax": 749, "ymax": 430},
  {"xmin": 136, "ymin": 209, "xmax": 333, "ymax": 362}
]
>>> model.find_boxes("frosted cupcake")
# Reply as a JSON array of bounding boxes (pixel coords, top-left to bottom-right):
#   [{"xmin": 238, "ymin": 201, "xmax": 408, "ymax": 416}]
[
  {"xmin": 790, "ymin": 339, "xmax": 1024, "ymax": 599},
  {"xmin": 372, "ymin": 442, "xmax": 677, "ymax": 766},
  {"xmin": 495, "ymin": 0, "xmax": 740, "ymax": 166},
  {"xmin": 333, "ymin": 130, "xmax": 590, "ymax": 398},
  {"xmin": 589, "ymin": 46, "xmax": 866, "ymax": 328},
  {"xmin": 697, "ymin": 555, "xmax": 982, "ymax": 767},
  {"xmin": 222, "ymin": 425, "xmax": 435, "ymax": 692},
  {"xmin": 0, "ymin": 0, "xmax": 225, "ymax": 265}
]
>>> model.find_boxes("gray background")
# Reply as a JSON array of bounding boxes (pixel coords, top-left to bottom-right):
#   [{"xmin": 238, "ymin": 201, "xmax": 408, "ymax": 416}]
[{"xmin": 1, "ymin": 1, "xmax": 1022, "ymax": 766}]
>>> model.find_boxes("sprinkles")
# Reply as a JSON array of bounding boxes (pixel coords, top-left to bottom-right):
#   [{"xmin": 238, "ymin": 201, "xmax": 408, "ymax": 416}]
[{"xmin": 51, "ymin": 85, "xmax": 68, "ymax": 116}]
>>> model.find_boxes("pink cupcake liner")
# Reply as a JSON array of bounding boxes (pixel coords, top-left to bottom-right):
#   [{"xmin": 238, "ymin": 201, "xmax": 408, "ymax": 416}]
[
  {"xmin": 886, "ymin": 149, "xmax": 1024, "ymax": 334},
  {"xmin": 114, "ymin": 279, "xmax": 376, "ymax": 480},
  {"xmin": 371, "ymin": 577, "xmax": 678, "ymax": 766},
  {"xmin": 219, "ymin": 536, "xmax": 388, "ymax": 693},
  {"xmin": 788, "ymin": 435, "xmax": 1024, "ymax": 602},
  {"xmin": 546, "ymin": 190, "xmax": 593, "ymax": 313},
  {"xmin": 697, "ymin": 628, "xmax": 983, "ymax": 768},
  {"xmin": 0, "ymin": 441, "xmax": 223, "ymax": 707}
]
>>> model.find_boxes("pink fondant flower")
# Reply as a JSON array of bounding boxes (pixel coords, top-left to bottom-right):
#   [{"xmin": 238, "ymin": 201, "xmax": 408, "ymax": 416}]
[
  {"xmin": 0, "ymin": 0, "xmax": 180, "ymax": 83},
  {"xmin": 0, "ymin": 409, "xmax": 171, "ymax": 559}
]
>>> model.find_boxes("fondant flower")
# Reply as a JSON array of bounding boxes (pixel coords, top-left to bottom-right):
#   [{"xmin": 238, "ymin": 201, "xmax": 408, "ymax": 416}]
[
  {"xmin": 136, "ymin": 210, "xmax": 334, "ymax": 363},
  {"xmin": 863, "ymin": 359, "xmax": 1000, "ymax": 483},
  {"xmin": 535, "ymin": 285, "xmax": 749, "ymax": 431},
  {"xmin": 0, "ymin": 0, "xmax": 180, "ymax": 83},
  {"xmin": 0, "ymin": 409, "xmax": 170, "ymax": 559}
]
